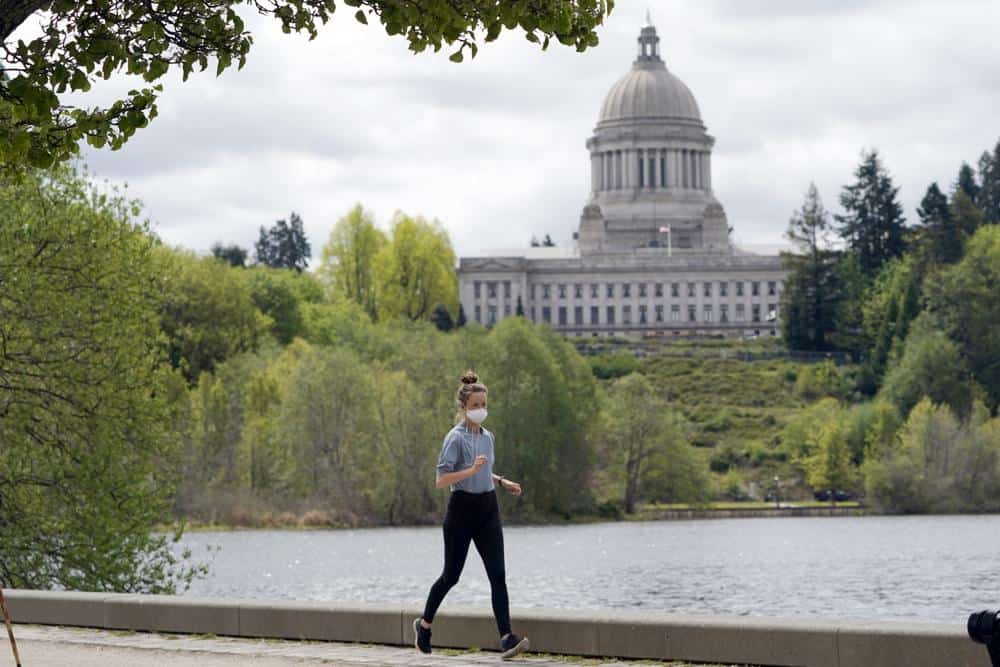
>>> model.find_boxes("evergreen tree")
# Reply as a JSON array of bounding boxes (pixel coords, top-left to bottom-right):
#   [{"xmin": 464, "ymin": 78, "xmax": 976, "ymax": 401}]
[
  {"xmin": 977, "ymin": 140, "xmax": 1000, "ymax": 224},
  {"xmin": 780, "ymin": 183, "xmax": 840, "ymax": 350},
  {"xmin": 916, "ymin": 182, "xmax": 962, "ymax": 264},
  {"xmin": 835, "ymin": 149, "xmax": 907, "ymax": 278},
  {"xmin": 211, "ymin": 242, "xmax": 248, "ymax": 267},
  {"xmin": 456, "ymin": 303, "xmax": 468, "ymax": 328},
  {"xmin": 515, "ymin": 295, "xmax": 525, "ymax": 317},
  {"xmin": 951, "ymin": 190, "xmax": 986, "ymax": 239},
  {"xmin": 956, "ymin": 162, "xmax": 980, "ymax": 204},
  {"xmin": 542, "ymin": 234, "xmax": 556, "ymax": 247},
  {"xmin": 254, "ymin": 212, "xmax": 311, "ymax": 272},
  {"xmin": 430, "ymin": 303, "xmax": 454, "ymax": 332}
]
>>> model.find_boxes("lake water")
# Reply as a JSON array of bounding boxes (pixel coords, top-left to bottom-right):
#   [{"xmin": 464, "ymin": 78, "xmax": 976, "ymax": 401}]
[{"xmin": 176, "ymin": 515, "xmax": 1000, "ymax": 622}]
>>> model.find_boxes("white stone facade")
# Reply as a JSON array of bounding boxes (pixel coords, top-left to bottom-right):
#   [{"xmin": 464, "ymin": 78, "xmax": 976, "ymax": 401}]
[{"xmin": 457, "ymin": 19, "xmax": 788, "ymax": 339}]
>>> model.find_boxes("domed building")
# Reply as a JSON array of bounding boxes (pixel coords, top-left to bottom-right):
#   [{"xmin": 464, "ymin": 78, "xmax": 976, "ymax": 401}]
[{"xmin": 457, "ymin": 17, "xmax": 788, "ymax": 339}]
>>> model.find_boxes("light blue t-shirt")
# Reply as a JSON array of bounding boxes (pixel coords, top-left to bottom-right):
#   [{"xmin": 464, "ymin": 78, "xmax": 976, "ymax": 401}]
[{"xmin": 436, "ymin": 422, "xmax": 495, "ymax": 493}]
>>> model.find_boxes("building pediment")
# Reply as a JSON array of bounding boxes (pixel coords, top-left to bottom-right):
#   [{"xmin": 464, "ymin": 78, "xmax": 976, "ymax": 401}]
[{"xmin": 460, "ymin": 257, "xmax": 525, "ymax": 272}]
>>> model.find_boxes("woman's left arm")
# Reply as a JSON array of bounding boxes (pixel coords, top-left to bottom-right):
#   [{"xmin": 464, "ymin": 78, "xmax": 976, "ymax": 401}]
[{"xmin": 492, "ymin": 473, "xmax": 522, "ymax": 497}]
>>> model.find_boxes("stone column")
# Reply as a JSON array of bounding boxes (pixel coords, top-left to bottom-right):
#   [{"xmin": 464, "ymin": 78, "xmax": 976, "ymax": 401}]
[
  {"xmin": 695, "ymin": 151, "xmax": 702, "ymax": 190},
  {"xmin": 706, "ymin": 152, "xmax": 712, "ymax": 191}
]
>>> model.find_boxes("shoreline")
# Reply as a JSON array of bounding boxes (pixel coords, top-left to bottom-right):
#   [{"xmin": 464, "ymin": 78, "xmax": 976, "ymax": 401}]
[{"xmin": 165, "ymin": 502, "xmax": 878, "ymax": 532}]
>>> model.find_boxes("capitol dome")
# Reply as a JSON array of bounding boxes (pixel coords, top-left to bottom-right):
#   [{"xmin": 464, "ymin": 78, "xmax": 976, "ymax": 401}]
[{"xmin": 597, "ymin": 18, "xmax": 702, "ymax": 127}]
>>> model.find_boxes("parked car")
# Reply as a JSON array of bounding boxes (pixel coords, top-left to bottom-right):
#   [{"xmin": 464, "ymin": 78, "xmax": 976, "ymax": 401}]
[{"xmin": 813, "ymin": 490, "xmax": 850, "ymax": 502}]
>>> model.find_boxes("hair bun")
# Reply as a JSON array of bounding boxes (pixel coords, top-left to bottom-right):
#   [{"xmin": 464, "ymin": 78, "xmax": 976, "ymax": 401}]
[{"xmin": 460, "ymin": 370, "xmax": 479, "ymax": 385}]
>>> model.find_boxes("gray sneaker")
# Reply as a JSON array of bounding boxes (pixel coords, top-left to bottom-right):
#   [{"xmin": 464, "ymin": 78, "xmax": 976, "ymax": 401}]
[{"xmin": 500, "ymin": 633, "xmax": 529, "ymax": 660}]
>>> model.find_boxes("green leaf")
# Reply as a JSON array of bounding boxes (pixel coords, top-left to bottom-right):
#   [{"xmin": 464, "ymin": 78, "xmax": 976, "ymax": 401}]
[
  {"xmin": 354, "ymin": 10, "xmax": 367, "ymax": 24},
  {"xmin": 449, "ymin": 50, "xmax": 463, "ymax": 63}
]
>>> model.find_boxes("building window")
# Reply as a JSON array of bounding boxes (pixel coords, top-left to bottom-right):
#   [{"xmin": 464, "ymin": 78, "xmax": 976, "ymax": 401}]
[
  {"xmin": 752, "ymin": 304, "xmax": 761, "ymax": 322},
  {"xmin": 639, "ymin": 305, "xmax": 647, "ymax": 324},
  {"xmin": 655, "ymin": 283, "xmax": 663, "ymax": 298},
  {"xmin": 487, "ymin": 282, "xmax": 497, "ymax": 298},
  {"xmin": 623, "ymin": 305, "xmax": 632, "ymax": 324},
  {"xmin": 606, "ymin": 283, "xmax": 614, "ymax": 298},
  {"xmin": 623, "ymin": 283, "xmax": 631, "ymax": 298},
  {"xmin": 768, "ymin": 281, "xmax": 777, "ymax": 296},
  {"xmin": 703, "ymin": 304, "xmax": 713, "ymax": 322},
  {"xmin": 638, "ymin": 155, "xmax": 645, "ymax": 187},
  {"xmin": 504, "ymin": 281, "xmax": 512, "ymax": 298},
  {"xmin": 703, "ymin": 282, "xmax": 712, "ymax": 298},
  {"xmin": 559, "ymin": 306, "xmax": 567, "ymax": 326},
  {"xmin": 606, "ymin": 306, "xmax": 616, "ymax": 325},
  {"xmin": 720, "ymin": 304, "xmax": 729, "ymax": 323},
  {"xmin": 543, "ymin": 284, "xmax": 551, "ymax": 300},
  {"xmin": 574, "ymin": 284, "xmax": 583, "ymax": 299},
  {"xmin": 671, "ymin": 305, "xmax": 681, "ymax": 321},
  {"xmin": 504, "ymin": 304, "xmax": 512, "ymax": 317},
  {"xmin": 720, "ymin": 281, "xmax": 728, "ymax": 297},
  {"xmin": 768, "ymin": 303, "xmax": 777, "ymax": 321},
  {"xmin": 590, "ymin": 283, "xmax": 599, "ymax": 298},
  {"xmin": 752, "ymin": 281, "xmax": 760, "ymax": 297},
  {"xmin": 543, "ymin": 306, "xmax": 552, "ymax": 323},
  {"xmin": 591, "ymin": 306, "xmax": 599, "ymax": 324},
  {"xmin": 688, "ymin": 305, "xmax": 696, "ymax": 322},
  {"xmin": 488, "ymin": 305, "xmax": 498, "ymax": 325},
  {"xmin": 671, "ymin": 283, "xmax": 680, "ymax": 298},
  {"xmin": 687, "ymin": 282, "xmax": 696, "ymax": 298},
  {"xmin": 474, "ymin": 281, "xmax": 482, "ymax": 299},
  {"xmin": 736, "ymin": 303, "xmax": 745, "ymax": 321},
  {"xmin": 574, "ymin": 306, "xmax": 583, "ymax": 324},
  {"xmin": 639, "ymin": 283, "xmax": 647, "ymax": 298},
  {"xmin": 655, "ymin": 305, "xmax": 664, "ymax": 322},
  {"xmin": 736, "ymin": 281, "xmax": 744, "ymax": 297},
  {"xmin": 660, "ymin": 156, "xmax": 666, "ymax": 187},
  {"xmin": 648, "ymin": 157, "xmax": 656, "ymax": 189},
  {"xmin": 558, "ymin": 284, "xmax": 567, "ymax": 299},
  {"xmin": 475, "ymin": 305, "xmax": 482, "ymax": 322}
]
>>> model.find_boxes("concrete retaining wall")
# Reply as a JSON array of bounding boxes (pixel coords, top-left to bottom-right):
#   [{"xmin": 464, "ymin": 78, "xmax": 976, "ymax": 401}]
[{"xmin": 3, "ymin": 589, "xmax": 989, "ymax": 667}]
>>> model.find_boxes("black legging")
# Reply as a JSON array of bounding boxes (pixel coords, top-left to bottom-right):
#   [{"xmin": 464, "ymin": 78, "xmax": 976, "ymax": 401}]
[{"xmin": 422, "ymin": 489, "xmax": 511, "ymax": 636}]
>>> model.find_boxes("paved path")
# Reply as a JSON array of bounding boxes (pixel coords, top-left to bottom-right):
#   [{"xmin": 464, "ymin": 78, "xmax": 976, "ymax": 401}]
[{"xmin": 0, "ymin": 624, "xmax": 750, "ymax": 666}]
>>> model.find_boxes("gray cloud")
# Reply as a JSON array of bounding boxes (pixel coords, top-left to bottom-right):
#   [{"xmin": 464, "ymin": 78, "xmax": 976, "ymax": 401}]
[{"xmin": 17, "ymin": 0, "xmax": 996, "ymax": 264}]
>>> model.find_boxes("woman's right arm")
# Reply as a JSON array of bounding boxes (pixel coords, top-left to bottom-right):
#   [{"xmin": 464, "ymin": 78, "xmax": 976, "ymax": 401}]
[{"xmin": 436, "ymin": 455, "xmax": 487, "ymax": 489}]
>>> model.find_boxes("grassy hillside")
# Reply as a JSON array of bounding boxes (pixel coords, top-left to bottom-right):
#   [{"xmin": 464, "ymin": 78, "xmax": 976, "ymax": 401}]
[{"xmin": 582, "ymin": 338, "xmax": 859, "ymax": 501}]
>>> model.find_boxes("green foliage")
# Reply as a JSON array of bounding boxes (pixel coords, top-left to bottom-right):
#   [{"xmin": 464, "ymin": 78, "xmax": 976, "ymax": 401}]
[
  {"xmin": 152, "ymin": 244, "xmax": 268, "ymax": 385},
  {"xmin": 781, "ymin": 183, "xmax": 841, "ymax": 350},
  {"xmin": 244, "ymin": 266, "xmax": 323, "ymax": 344},
  {"xmin": 879, "ymin": 314, "xmax": 974, "ymax": 419},
  {"xmin": 588, "ymin": 351, "xmax": 639, "ymax": 379},
  {"xmin": 254, "ymin": 212, "xmax": 311, "ymax": 272},
  {"xmin": 0, "ymin": 164, "xmax": 203, "ymax": 592},
  {"xmin": 375, "ymin": 212, "xmax": 458, "ymax": 322},
  {"xmin": 916, "ymin": 182, "xmax": 962, "ymax": 265},
  {"xmin": 978, "ymin": 140, "xmax": 1000, "ymax": 224},
  {"xmin": 835, "ymin": 149, "xmax": 908, "ymax": 279},
  {"xmin": 319, "ymin": 204, "xmax": 384, "ymax": 319},
  {"xmin": 924, "ymin": 225, "xmax": 1000, "ymax": 409},
  {"xmin": 211, "ymin": 242, "xmax": 248, "ymax": 267},
  {"xmin": 862, "ymin": 398, "xmax": 1000, "ymax": 513},
  {"xmin": 600, "ymin": 372, "xmax": 707, "ymax": 513},
  {"xmin": 861, "ymin": 254, "xmax": 923, "ymax": 382},
  {"xmin": 794, "ymin": 361, "xmax": 850, "ymax": 401},
  {"xmin": 804, "ymin": 421, "xmax": 855, "ymax": 495},
  {"xmin": 0, "ymin": 1, "xmax": 611, "ymax": 169}
]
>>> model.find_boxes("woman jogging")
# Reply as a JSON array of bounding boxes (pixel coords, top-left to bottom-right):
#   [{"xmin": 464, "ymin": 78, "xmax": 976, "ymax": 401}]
[{"xmin": 414, "ymin": 371, "xmax": 530, "ymax": 660}]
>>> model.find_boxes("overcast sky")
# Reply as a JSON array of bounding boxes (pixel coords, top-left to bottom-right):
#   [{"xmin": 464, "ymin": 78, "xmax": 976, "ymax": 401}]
[{"xmin": 28, "ymin": 0, "xmax": 1000, "ymax": 264}]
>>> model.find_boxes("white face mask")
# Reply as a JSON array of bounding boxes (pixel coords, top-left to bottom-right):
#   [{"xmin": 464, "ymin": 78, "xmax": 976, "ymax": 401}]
[{"xmin": 466, "ymin": 408, "xmax": 488, "ymax": 424}]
